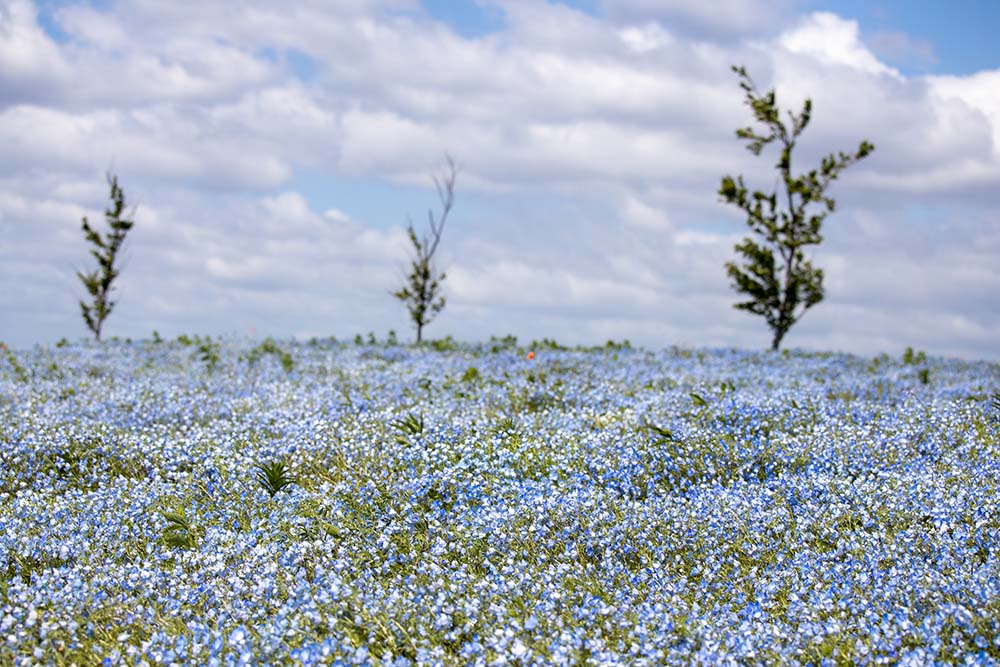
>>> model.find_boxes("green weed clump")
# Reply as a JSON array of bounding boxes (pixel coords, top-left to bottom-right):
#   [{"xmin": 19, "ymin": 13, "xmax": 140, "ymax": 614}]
[
  {"xmin": 254, "ymin": 460, "xmax": 297, "ymax": 498},
  {"xmin": 245, "ymin": 338, "xmax": 294, "ymax": 372},
  {"xmin": 160, "ymin": 508, "xmax": 203, "ymax": 549}
]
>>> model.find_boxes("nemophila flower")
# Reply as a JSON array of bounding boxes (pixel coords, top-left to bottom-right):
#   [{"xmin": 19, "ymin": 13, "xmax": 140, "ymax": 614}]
[{"xmin": 1, "ymin": 340, "xmax": 999, "ymax": 664}]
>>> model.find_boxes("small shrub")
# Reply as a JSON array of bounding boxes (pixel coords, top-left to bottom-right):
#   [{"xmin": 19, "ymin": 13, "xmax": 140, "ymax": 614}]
[
  {"xmin": 427, "ymin": 336, "xmax": 459, "ymax": 352},
  {"xmin": 531, "ymin": 338, "xmax": 567, "ymax": 351},
  {"xmin": 246, "ymin": 338, "xmax": 294, "ymax": 373},
  {"xmin": 195, "ymin": 339, "xmax": 221, "ymax": 373},
  {"xmin": 0, "ymin": 343, "xmax": 29, "ymax": 383},
  {"xmin": 489, "ymin": 334, "xmax": 518, "ymax": 353}
]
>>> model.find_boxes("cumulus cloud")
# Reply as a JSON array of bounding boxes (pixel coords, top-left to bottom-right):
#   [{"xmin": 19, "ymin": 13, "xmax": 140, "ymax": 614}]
[
  {"xmin": 600, "ymin": 0, "xmax": 800, "ymax": 39},
  {"xmin": 0, "ymin": 0, "xmax": 70, "ymax": 106},
  {"xmin": 778, "ymin": 12, "xmax": 902, "ymax": 79},
  {"xmin": 866, "ymin": 29, "xmax": 937, "ymax": 71},
  {"xmin": 927, "ymin": 70, "xmax": 1000, "ymax": 157},
  {"xmin": 1, "ymin": 0, "xmax": 998, "ymax": 360}
]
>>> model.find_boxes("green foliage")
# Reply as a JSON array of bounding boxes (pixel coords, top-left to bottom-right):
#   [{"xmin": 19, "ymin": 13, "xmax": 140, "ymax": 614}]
[
  {"xmin": 918, "ymin": 368, "xmax": 930, "ymax": 385},
  {"xmin": 643, "ymin": 422, "xmax": 679, "ymax": 442},
  {"xmin": 492, "ymin": 416, "xmax": 518, "ymax": 433},
  {"xmin": 689, "ymin": 392, "xmax": 708, "ymax": 407},
  {"xmin": 0, "ymin": 342, "xmax": 29, "ymax": 383},
  {"xmin": 393, "ymin": 156, "xmax": 458, "ymax": 343},
  {"xmin": 903, "ymin": 347, "xmax": 928, "ymax": 365},
  {"xmin": 254, "ymin": 460, "xmax": 297, "ymax": 498},
  {"xmin": 530, "ymin": 338, "xmax": 567, "ymax": 351},
  {"xmin": 160, "ymin": 508, "xmax": 202, "ymax": 549},
  {"xmin": 427, "ymin": 335, "xmax": 459, "ymax": 352},
  {"xmin": 3, "ymin": 551, "xmax": 72, "ymax": 587},
  {"xmin": 195, "ymin": 338, "xmax": 221, "ymax": 373},
  {"xmin": 77, "ymin": 172, "xmax": 135, "ymax": 342},
  {"xmin": 720, "ymin": 66, "xmax": 873, "ymax": 351},
  {"xmin": 460, "ymin": 366, "xmax": 481, "ymax": 383},
  {"xmin": 246, "ymin": 338, "xmax": 294, "ymax": 372},
  {"xmin": 391, "ymin": 412, "xmax": 425, "ymax": 445},
  {"xmin": 992, "ymin": 391, "xmax": 1000, "ymax": 415},
  {"xmin": 489, "ymin": 335, "xmax": 519, "ymax": 353}
]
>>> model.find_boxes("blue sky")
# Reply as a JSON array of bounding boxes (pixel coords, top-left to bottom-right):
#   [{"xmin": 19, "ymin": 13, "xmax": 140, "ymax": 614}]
[
  {"xmin": 418, "ymin": 1, "xmax": 1000, "ymax": 75},
  {"xmin": 806, "ymin": 0, "xmax": 1000, "ymax": 75},
  {"xmin": 1, "ymin": 0, "xmax": 998, "ymax": 359}
]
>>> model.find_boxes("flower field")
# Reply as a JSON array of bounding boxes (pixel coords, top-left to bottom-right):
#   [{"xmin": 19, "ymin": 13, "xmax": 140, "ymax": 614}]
[{"xmin": 1, "ymin": 337, "xmax": 999, "ymax": 666}]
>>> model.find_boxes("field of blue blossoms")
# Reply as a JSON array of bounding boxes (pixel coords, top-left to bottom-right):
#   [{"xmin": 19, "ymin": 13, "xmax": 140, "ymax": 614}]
[{"xmin": 1, "ymin": 334, "xmax": 999, "ymax": 667}]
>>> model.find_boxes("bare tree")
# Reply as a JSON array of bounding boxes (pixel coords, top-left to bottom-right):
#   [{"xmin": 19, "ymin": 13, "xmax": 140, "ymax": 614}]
[{"xmin": 393, "ymin": 155, "xmax": 459, "ymax": 343}]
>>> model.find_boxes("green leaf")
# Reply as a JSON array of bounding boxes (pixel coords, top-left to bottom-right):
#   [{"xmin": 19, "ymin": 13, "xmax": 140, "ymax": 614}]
[
  {"xmin": 390, "ymin": 413, "xmax": 425, "ymax": 444},
  {"xmin": 690, "ymin": 392, "xmax": 708, "ymax": 407},
  {"xmin": 161, "ymin": 511, "xmax": 189, "ymax": 527},
  {"xmin": 159, "ymin": 508, "xmax": 199, "ymax": 549},
  {"xmin": 644, "ymin": 422, "xmax": 678, "ymax": 442},
  {"xmin": 254, "ymin": 460, "xmax": 296, "ymax": 498}
]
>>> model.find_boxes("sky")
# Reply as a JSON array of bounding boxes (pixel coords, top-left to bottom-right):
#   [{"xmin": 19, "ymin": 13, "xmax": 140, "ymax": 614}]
[{"xmin": 1, "ymin": 0, "xmax": 998, "ymax": 360}]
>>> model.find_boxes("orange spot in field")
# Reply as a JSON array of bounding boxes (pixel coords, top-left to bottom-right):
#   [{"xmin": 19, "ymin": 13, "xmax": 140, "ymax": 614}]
[{"xmin": 526, "ymin": 351, "xmax": 535, "ymax": 360}]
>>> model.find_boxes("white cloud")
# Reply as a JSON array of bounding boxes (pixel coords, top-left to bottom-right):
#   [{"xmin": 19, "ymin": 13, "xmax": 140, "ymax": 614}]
[
  {"xmin": 0, "ymin": 0, "xmax": 70, "ymax": 104},
  {"xmin": 601, "ymin": 0, "xmax": 799, "ymax": 38},
  {"xmin": 866, "ymin": 29, "xmax": 936, "ymax": 70},
  {"xmin": 323, "ymin": 208, "xmax": 351, "ymax": 223},
  {"xmin": 619, "ymin": 22, "xmax": 673, "ymax": 53},
  {"xmin": 1, "ymin": 0, "xmax": 998, "ymax": 360},
  {"xmin": 778, "ymin": 12, "xmax": 902, "ymax": 79},
  {"xmin": 620, "ymin": 194, "xmax": 673, "ymax": 231},
  {"xmin": 927, "ymin": 70, "xmax": 1000, "ymax": 157}
]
